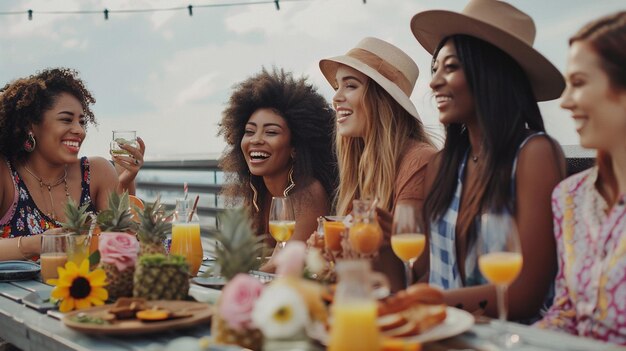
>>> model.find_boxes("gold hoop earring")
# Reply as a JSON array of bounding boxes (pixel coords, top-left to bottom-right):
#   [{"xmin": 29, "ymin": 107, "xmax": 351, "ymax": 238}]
[
  {"xmin": 250, "ymin": 177, "xmax": 260, "ymax": 213},
  {"xmin": 283, "ymin": 166, "xmax": 295, "ymax": 196}
]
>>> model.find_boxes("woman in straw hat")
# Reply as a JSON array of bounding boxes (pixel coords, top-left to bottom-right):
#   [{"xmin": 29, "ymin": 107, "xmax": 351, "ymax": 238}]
[
  {"xmin": 319, "ymin": 37, "xmax": 436, "ymax": 292},
  {"xmin": 412, "ymin": 0, "xmax": 566, "ymax": 319},
  {"xmin": 535, "ymin": 12, "xmax": 626, "ymax": 344},
  {"xmin": 218, "ymin": 68, "xmax": 337, "ymax": 258}
]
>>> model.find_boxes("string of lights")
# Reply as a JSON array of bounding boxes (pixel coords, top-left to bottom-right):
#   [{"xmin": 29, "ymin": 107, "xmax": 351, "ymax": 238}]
[{"xmin": 0, "ymin": 0, "xmax": 367, "ymax": 21}]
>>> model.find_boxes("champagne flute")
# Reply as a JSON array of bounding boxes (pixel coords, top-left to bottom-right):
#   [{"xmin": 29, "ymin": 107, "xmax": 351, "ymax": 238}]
[
  {"xmin": 268, "ymin": 196, "xmax": 296, "ymax": 249},
  {"xmin": 390, "ymin": 204, "xmax": 426, "ymax": 289},
  {"xmin": 477, "ymin": 211, "xmax": 523, "ymax": 348}
]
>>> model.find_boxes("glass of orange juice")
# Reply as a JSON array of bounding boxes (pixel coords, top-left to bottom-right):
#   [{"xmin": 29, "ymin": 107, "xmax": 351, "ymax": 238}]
[
  {"xmin": 323, "ymin": 216, "xmax": 346, "ymax": 255},
  {"xmin": 477, "ymin": 211, "xmax": 523, "ymax": 348},
  {"xmin": 170, "ymin": 199, "xmax": 203, "ymax": 276},
  {"xmin": 391, "ymin": 203, "xmax": 425, "ymax": 288},
  {"xmin": 41, "ymin": 233, "xmax": 69, "ymax": 283},
  {"xmin": 268, "ymin": 196, "xmax": 295, "ymax": 249}
]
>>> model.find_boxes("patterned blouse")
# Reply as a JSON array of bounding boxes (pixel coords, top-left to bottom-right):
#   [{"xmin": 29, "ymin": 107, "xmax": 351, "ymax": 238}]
[
  {"xmin": 1, "ymin": 157, "xmax": 96, "ymax": 238},
  {"xmin": 536, "ymin": 166, "xmax": 626, "ymax": 345}
]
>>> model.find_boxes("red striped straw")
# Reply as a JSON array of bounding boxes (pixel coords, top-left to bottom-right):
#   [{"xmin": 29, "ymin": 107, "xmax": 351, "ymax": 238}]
[{"xmin": 183, "ymin": 182, "xmax": 188, "ymax": 201}]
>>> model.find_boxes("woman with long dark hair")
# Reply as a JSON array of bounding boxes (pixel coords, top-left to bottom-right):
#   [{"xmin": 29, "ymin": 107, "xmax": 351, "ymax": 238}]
[{"xmin": 411, "ymin": 0, "xmax": 566, "ymax": 320}]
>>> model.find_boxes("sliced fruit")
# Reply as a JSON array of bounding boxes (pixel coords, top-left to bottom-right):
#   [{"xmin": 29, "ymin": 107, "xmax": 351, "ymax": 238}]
[{"xmin": 136, "ymin": 309, "xmax": 170, "ymax": 321}]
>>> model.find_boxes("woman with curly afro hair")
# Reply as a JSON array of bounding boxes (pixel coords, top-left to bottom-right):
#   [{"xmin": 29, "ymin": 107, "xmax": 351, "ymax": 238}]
[
  {"xmin": 219, "ymin": 67, "xmax": 337, "ymax": 254},
  {"xmin": 0, "ymin": 68, "xmax": 123, "ymax": 261}
]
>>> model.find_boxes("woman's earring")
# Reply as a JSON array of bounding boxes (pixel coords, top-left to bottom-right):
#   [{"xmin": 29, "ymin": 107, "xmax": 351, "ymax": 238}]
[
  {"xmin": 283, "ymin": 166, "xmax": 295, "ymax": 197},
  {"xmin": 250, "ymin": 177, "xmax": 260, "ymax": 213},
  {"xmin": 23, "ymin": 132, "xmax": 36, "ymax": 152}
]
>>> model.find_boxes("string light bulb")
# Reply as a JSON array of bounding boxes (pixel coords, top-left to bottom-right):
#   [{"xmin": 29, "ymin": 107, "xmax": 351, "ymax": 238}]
[
  {"xmin": 188, "ymin": 5, "xmax": 193, "ymax": 16},
  {"xmin": 274, "ymin": 0, "xmax": 280, "ymax": 11},
  {"xmin": 27, "ymin": 9, "xmax": 32, "ymax": 20},
  {"xmin": 104, "ymin": 8, "xmax": 109, "ymax": 20}
]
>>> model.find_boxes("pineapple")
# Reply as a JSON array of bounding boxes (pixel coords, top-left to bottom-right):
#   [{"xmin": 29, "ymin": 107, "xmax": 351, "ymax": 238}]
[
  {"xmin": 208, "ymin": 208, "xmax": 265, "ymax": 280},
  {"xmin": 60, "ymin": 198, "xmax": 92, "ymax": 264},
  {"xmin": 97, "ymin": 191, "xmax": 138, "ymax": 233},
  {"xmin": 97, "ymin": 191, "xmax": 139, "ymax": 300},
  {"xmin": 60, "ymin": 198, "xmax": 91, "ymax": 235},
  {"xmin": 133, "ymin": 254, "xmax": 190, "ymax": 300},
  {"xmin": 210, "ymin": 208, "xmax": 266, "ymax": 351},
  {"xmin": 136, "ymin": 197, "xmax": 172, "ymax": 256}
]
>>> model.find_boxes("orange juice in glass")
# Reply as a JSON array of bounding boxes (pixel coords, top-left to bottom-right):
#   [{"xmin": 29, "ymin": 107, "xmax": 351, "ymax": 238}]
[
  {"xmin": 478, "ymin": 252, "xmax": 523, "ymax": 285},
  {"xmin": 391, "ymin": 233, "xmax": 426, "ymax": 262},
  {"xmin": 40, "ymin": 233, "xmax": 69, "ymax": 283},
  {"xmin": 170, "ymin": 199, "xmax": 203, "ymax": 276},
  {"xmin": 268, "ymin": 196, "xmax": 295, "ymax": 249},
  {"xmin": 268, "ymin": 220, "xmax": 296, "ymax": 243},
  {"xmin": 329, "ymin": 301, "xmax": 380, "ymax": 351},
  {"xmin": 391, "ymin": 204, "xmax": 425, "ymax": 287},
  {"xmin": 323, "ymin": 219, "xmax": 345, "ymax": 252}
]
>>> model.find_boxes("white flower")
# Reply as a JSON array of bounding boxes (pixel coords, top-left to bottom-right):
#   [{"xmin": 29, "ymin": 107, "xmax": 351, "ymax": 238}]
[
  {"xmin": 251, "ymin": 283, "xmax": 309, "ymax": 339},
  {"xmin": 305, "ymin": 248, "xmax": 325, "ymax": 274}
]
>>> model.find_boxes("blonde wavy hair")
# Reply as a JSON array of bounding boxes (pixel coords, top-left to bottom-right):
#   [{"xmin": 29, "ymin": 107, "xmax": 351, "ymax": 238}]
[{"xmin": 335, "ymin": 80, "xmax": 432, "ymax": 215}]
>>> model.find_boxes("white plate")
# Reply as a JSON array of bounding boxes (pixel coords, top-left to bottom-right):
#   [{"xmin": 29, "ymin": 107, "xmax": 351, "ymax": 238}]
[
  {"xmin": 405, "ymin": 307, "xmax": 474, "ymax": 343},
  {"xmin": 316, "ymin": 306, "xmax": 474, "ymax": 345}
]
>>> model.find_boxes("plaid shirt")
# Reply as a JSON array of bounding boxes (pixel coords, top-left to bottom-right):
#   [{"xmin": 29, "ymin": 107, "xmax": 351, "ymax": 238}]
[{"xmin": 429, "ymin": 133, "xmax": 545, "ymax": 289}]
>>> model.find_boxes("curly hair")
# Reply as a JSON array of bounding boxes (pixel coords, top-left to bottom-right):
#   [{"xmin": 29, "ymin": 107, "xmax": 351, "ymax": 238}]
[
  {"xmin": 218, "ymin": 67, "xmax": 337, "ymax": 231},
  {"xmin": 0, "ymin": 67, "xmax": 96, "ymax": 162}
]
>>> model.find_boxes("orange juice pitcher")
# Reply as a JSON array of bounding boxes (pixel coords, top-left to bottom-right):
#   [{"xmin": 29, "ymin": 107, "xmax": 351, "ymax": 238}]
[
  {"xmin": 348, "ymin": 199, "xmax": 383, "ymax": 255},
  {"xmin": 328, "ymin": 260, "xmax": 387, "ymax": 351},
  {"xmin": 170, "ymin": 199, "xmax": 203, "ymax": 276}
]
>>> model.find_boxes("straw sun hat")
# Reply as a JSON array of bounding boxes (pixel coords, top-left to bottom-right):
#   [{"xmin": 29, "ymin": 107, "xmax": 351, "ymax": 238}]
[
  {"xmin": 319, "ymin": 37, "xmax": 421, "ymax": 120},
  {"xmin": 410, "ymin": 0, "xmax": 564, "ymax": 101}
]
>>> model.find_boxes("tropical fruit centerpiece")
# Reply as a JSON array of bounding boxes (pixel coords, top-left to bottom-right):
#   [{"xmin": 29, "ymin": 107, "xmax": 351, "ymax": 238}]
[
  {"xmin": 97, "ymin": 191, "xmax": 139, "ymax": 300},
  {"xmin": 209, "ymin": 208, "xmax": 265, "ymax": 351}
]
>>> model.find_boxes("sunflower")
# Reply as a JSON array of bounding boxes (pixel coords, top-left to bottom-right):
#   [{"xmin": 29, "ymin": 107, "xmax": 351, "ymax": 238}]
[{"xmin": 48, "ymin": 259, "xmax": 108, "ymax": 312}]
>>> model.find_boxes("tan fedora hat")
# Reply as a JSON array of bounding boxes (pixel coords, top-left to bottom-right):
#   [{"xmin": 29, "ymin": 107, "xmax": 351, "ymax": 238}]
[
  {"xmin": 319, "ymin": 37, "xmax": 420, "ymax": 119},
  {"xmin": 410, "ymin": 0, "xmax": 564, "ymax": 101}
]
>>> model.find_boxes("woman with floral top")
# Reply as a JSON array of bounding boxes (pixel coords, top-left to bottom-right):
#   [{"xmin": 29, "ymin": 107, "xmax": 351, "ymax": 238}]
[
  {"xmin": 0, "ymin": 68, "xmax": 121, "ymax": 261},
  {"xmin": 536, "ymin": 12, "xmax": 626, "ymax": 345}
]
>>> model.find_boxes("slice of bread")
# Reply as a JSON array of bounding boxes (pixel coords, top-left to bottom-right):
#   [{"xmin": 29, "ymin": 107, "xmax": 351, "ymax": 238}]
[{"xmin": 377, "ymin": 284, "xmax": 447, "ymax": 337}]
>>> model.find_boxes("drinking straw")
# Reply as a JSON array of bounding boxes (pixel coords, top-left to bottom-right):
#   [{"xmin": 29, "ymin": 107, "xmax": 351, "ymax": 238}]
[
  {"xmin": 183, "ymin": 182, "xmax": 189, "ymax": 201},
  {"xmin": 187, "ymin": 195, "xmax": 200, "ymax": 222}
]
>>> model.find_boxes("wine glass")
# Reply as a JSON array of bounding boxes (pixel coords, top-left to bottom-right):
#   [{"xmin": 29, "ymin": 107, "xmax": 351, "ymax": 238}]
[
  {"xmin": 390, "ymin": 203, "xmax": 426, "ymax": 289},
  {"xmin": 477, "ymin": 211, "xmax": 523, "ymax": 348},
  {"xmin": 268, "ymin": 196, "xmax": 296, "ymax": 249}
]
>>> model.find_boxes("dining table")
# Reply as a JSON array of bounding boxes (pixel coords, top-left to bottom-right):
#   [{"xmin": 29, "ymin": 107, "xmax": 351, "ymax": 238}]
[{"xmin": 0, "ymin": 238, "xmax": 623, "ymax": 351}]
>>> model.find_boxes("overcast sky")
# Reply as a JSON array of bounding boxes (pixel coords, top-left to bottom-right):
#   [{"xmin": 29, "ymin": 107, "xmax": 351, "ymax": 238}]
[{"xmin": 1, "ymin": 0, "xmax": 624, "ymax": 161}]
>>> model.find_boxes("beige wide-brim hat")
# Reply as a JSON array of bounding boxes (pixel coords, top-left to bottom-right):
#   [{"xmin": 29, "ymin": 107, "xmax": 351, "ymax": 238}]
[
  {"xmin": 410, "ymin": 0, "xmax": 564, "ymax": 102},
  {"xmin": 319, "ymin": 37, "xmax": 421, "ymax": 120}
]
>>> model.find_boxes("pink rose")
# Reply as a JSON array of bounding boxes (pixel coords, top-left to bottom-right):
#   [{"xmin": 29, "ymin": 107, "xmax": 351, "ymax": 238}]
[
  {"xmin": 220, "ymin": 274, "xmax": 264, "ymax": 331},
  {"xmin": 99, "ymin": 232, "xmax": 139, "ymax": 271},
  {"xmin": 275, "ymin": 241, "xmax": 306, "ymax": 277}
]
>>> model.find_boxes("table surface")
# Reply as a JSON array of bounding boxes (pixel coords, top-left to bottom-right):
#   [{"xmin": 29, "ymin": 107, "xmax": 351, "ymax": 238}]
[{"xmin": 1, "ymin": 239, "xmax": 623, "ymax": 351}]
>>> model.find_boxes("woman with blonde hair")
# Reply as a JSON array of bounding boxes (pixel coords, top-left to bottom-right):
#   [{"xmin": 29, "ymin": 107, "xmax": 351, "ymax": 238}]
[{"xmin": 320, "ymin": 37, "xmax": 436, "ymax": 292}]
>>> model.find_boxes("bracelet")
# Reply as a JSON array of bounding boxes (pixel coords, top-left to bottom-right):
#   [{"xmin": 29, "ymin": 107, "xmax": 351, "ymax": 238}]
[{"xmin": 17, "ymin": 236, "xmax": 29, "ymax": 260}]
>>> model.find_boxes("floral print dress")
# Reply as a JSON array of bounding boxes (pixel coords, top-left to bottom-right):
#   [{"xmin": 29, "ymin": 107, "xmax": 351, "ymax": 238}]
[
  {"xmin": 536, "ymin": 166, "xmax": 626, "ymax": 345},
  {"xmin": 0, "ymin": 157, "xmax": 96, "ymax": 238}
]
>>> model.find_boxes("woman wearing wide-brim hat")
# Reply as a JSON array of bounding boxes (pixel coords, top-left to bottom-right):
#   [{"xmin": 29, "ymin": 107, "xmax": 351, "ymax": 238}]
[
  {"xmin": 413, "ymin": 0, "xmax": 567, "ymax": 320},
  {"xmin": 319, "ymin": 37, "xmax": 436, "ymax": 292}
]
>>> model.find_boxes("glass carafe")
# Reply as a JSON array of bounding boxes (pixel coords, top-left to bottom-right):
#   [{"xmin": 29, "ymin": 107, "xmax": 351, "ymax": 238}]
[
  {"xmin": 170, "ymin": 199, "xmax": 203, "ymax": 276},
  {"xmin": 328, "ymin": 260, "xmax": 387, "ymax": 351},
  {"xmin": 348, "ymin": 199, "xmax": 383, "ymax": 255}
]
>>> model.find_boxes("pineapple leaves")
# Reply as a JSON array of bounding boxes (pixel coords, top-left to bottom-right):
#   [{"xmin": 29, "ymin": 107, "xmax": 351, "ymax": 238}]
[{"xmin": 206, "ymin": 208, "xmax": 266, "ymax": 281}]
